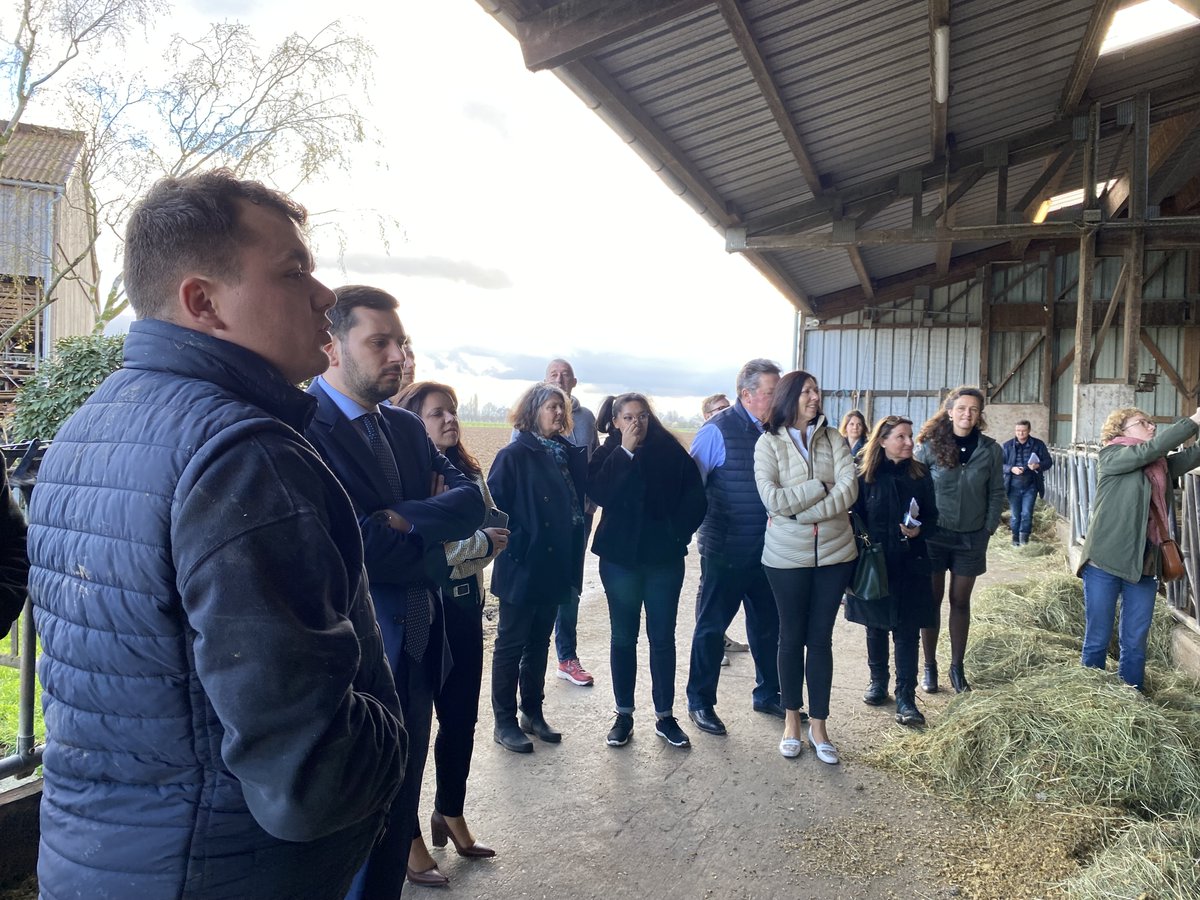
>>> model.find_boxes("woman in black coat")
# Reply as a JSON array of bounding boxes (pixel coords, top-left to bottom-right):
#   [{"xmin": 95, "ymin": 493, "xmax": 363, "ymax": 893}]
[
  {"xmin": 846, "ymin": 415, "xmax": 939, "ymax": 727},
  {"xmin": 588, "ymin": 394, "xmax": 707, "ymax": 750},
  {"xmin": 487, "ymin": 382, "xmax": 588, "ymax": 754}
]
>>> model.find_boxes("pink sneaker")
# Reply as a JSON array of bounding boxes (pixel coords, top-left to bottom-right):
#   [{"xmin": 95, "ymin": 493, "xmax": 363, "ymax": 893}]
[{"xmin": 556, "ymin": 658, "xmax": 594, "ymax": 686}]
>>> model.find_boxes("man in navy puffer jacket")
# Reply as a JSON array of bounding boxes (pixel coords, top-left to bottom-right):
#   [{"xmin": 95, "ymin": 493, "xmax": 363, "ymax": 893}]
[{"xmin": 27, "ymin": 171, "xmax": 406, "ymax": 899}]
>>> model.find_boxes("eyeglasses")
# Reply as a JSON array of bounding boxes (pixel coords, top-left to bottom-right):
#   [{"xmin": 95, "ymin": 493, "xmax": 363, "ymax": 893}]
[
  {"xmin": 620, "ymin": 413, "xmax": 651, "ymax": 423},
  {"xmin": 1124, "ymin": 417, "xmax": 1156, "ymax": 430}
]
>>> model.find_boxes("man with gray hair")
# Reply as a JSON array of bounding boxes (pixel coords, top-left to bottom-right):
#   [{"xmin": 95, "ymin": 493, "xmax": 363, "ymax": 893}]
[
  {"xmin": 685, "ymin": 358, "xmax": 787, "ymax": 736},
  {"xmin": 543, "ymin": 357, "xmax": 600, "ymax": 687}
]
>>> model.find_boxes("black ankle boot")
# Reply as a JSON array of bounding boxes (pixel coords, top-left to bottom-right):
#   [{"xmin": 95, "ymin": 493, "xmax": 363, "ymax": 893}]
[
  {"xmin": 895, "ymin": 693, "xmax": 926, "ymax": 727},
  {"xmin": 862, "ymin": 679, "xmax": 889, "ymax": 706},
  {"xmin": 519, "ymin": 710, "xmax": 562, "ymax": 743},
  {"xmin": 921, "ymin": 662, "xmax": 939, "ymax": 694},
  {"xmin": 948, "ymin": 663, "xmax": 972, "ymax": 693},
  {"xmin": 493, "ymin": 720, "xmax": 533, "ymax": 753}
]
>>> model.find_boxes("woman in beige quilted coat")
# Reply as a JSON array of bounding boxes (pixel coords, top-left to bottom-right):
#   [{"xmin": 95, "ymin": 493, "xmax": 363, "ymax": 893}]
[{"xmin": 754, "ymin": 371, "xmax": 858, "ymax": 764}]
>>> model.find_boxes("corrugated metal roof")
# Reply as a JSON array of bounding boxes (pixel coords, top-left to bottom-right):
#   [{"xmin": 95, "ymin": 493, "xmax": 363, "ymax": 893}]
[
  {"xmin": 0, "ymin": 121, "xmax": 84, "ymax": 187},
  {"xmin": 948, "ymin": 0, "xmax": 1096, "ymax": 148},
  {"xmin": 484, "ymin": 0, "xmax": 1200, "ymax": 315},
  {"xmin": 1087, "ymin": 25, "xmax": 1200, "ymax": 105}
]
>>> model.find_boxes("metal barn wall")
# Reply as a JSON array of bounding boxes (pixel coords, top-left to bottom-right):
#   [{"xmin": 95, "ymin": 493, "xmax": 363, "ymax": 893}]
[
  {"xmin": 804, "ymin": 321, "xmax": 981, "ymax": 430},
  {"xmin": 807, "ymin": 247, "xmax": 1196, "ymax": 448}
]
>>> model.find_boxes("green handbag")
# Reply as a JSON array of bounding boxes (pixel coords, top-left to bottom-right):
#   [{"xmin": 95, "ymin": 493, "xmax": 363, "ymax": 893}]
[{"xmin": 847, "ymin": 510, "xmax": 890, "ymax": 602}]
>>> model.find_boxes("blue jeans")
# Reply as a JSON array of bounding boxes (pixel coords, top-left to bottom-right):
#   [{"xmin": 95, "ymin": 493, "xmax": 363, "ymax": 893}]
[
  {"xmin": 686, "ymin": 557, "xmax": 781, "ymax": 710},
  {"xmin": 1007, "ymin": 485, "xmax": 1037, "ymax": 538},
  {"xmin": 600, "ymin": 558, "xmax": 685, "ymax": 717},
  {"xmin": 1080, "ymin": 563, "xmax": 1157, "ymax": 690},
  {"xmin": 554, "ymin": 512, "xmax": 593, "ymax": 662}
]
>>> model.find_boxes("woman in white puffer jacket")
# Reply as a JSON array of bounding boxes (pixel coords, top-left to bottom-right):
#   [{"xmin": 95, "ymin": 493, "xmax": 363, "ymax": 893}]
[{"xmin": 754, "ymin": 370, "xmax": 858, "ymax": 764}]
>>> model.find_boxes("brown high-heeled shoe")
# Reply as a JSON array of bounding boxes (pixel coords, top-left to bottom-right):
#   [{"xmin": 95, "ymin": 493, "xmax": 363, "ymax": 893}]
[
  {"xmin": 431, "ymin": 810, "xmax": 495, "ymax": 858},
  {"xmin": 405, "ymin": 863, "xmax": 449, "ymax": 887}
]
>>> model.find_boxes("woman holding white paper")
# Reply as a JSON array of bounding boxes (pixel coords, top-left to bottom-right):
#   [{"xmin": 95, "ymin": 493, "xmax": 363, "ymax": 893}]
[{"xmin": 847, "ymin": 416, "xmax": 939, "ymax": 726}]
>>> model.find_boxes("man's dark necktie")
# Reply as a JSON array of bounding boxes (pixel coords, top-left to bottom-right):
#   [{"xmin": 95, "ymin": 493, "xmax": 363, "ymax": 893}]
[{"xmin": 361, "ymin": 411, "xmax": 430, "ymax": 661}]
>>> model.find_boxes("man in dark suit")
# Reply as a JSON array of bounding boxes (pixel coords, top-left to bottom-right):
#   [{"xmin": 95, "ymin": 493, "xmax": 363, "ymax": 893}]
[{"xmin": 306, "ymin": 284, "xmax": 484, "ymax": 898}]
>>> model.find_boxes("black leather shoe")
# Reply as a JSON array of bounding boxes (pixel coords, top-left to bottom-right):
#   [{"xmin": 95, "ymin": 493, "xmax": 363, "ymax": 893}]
[
  {"xmin": 518, "ymin": 711, "xmax": 562, "ymax": 743},
  {"xmin": 948, "ymin": 663, "xmax": 972, "ymax": 694},
  {"xmin": 922, "ymin": 663, "xmax": 939, "ymax": 694},
  {"xmin": 688, "ymin": 707, "xmax": 727, "ymax": 735},
  {"xmin": 493, "ymin": 721, "xmax": 533, "ymax": 753},
  {"xmin": 895, "ymin": 694, "xmax": 926, "ymax": 727},
  {"xmin": 862, "ymin": 680, "xmax": 889, "ymax": 706},
  {"xmin": 752, "ymin": 700, "xmax": 786, "ymax": 719}
]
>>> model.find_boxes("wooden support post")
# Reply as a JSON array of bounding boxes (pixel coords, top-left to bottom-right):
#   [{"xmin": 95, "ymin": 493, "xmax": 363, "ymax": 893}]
[
  {"xmin": 1075, "ymin": 104, "xmax": 1099, "ymax": 387},
  {"xmin": 996, "ymin": 165, "xmax": 1009, "ymax": 224},
  {"xmin": 1043, "ymin": 253, "xmax": 1055, "ymax": 409},
  {"xmin": 1123, "ymin": 232, "xmax": 1145, "ymax": 385},
  {"xmin": 1130, "ymin": 91, "xmax": 1150, "ymax": 223},
  {"xmin": 980, "ymin": 264, "xmax": 992, "ymax": 393},
  {"xmin": 1091, "ymin": 261, "xmax": 1129, "ymax": 369},
  {"xmin": 1075, "ymin": 232, "xmax": 1096, "ymax": 385}
]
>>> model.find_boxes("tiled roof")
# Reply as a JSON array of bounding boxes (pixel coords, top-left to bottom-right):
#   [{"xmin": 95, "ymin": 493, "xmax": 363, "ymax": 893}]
[{"xmin": 0, "ymin": 120, "xmax": 85, "ymax": 187}]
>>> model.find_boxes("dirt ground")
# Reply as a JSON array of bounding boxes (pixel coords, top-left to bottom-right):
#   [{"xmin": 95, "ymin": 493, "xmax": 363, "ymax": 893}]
[{"xmin": 1, "ymin": 427, "xmax": 1081, "ymax": 899}]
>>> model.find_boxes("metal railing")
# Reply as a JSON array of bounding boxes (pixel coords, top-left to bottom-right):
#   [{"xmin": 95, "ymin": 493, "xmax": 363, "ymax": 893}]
[
  {"xmin": 0, "ymin": 440, "xmax": 45, "ymax": 780},
  {"xmin": 1045, "ymin": 444, "xmax": 1199, "ymax": 631}
]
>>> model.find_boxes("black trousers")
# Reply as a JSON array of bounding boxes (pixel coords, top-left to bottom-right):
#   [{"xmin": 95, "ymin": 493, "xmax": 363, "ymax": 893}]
[
  {"xmin": 763, "ymin": 562, "xmax": 854, "ymax": 720},
  {"xmin": 865, "ymin": 624, "xmax": 920, "ymax": 695},
  {"xmin": 350, "ymin": 642, "xmax": 435, "ymax": 900},
  {"xmin": 491, "ymin": 599, "xmax": 559, "ymax": 724},
  {"xmin": 432, "ymin": 580, "xmax": 484, "ymax": 817}
]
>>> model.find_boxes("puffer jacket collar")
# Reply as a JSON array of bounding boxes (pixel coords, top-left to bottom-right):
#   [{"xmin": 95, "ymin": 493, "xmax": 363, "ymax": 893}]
[{"xmin": 124, "ymin": 318, "xmax": 318, "ymax": 434}]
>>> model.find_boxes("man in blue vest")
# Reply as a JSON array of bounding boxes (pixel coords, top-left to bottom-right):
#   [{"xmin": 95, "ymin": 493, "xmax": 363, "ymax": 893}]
[
  {"xmin": 686, "ymin": 359, "xmax": 786, "ymax": 735},
  {"xmin": 27, "ymin": 171, "xmax": 405, "ymax": 899}
]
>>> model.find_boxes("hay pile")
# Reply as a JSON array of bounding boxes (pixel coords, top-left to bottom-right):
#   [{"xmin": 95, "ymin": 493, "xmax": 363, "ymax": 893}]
[
  {"xmin": 874, "ymin": 564, "xmax": 1200, "ymax": 896},
  {"xmin": 878, "ymin": 665, "xmax": 1200, "ymax": 815},
  {"xmin": 1063, "ymin": 816, "xmax": 1200, "ymax": 900}
]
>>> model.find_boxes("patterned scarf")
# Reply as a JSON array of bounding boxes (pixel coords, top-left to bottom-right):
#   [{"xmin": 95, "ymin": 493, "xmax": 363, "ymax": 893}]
[
  {"xmin": 533, "ymin": 433, "xmax": 585, "ymax": 526},
  {"xmin": 1108, "ymin": 435, "xmax": 1169, "ymax": 544}
]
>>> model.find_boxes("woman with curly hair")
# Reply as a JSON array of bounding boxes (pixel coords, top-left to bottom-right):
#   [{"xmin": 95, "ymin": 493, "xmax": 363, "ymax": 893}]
[
  {"xmin": 913, "ymin": 386, "xmax": 1005, "ymax": 694},
  {"xmin": 1078, "ymin": 406, "xmax": 1200, "ymax": 689},
  {"xmin": 487, "ymin": 382, "xmax": 588, "ymax": 753}
]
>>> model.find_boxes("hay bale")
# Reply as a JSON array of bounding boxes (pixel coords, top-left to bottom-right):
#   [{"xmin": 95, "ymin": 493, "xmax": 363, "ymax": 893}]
[
  {"xmin": 875, "ymin": 665, "xmax": 1200, "ymax": 816},
  {"xmin": 1063, "ymin": 816, "xmax": 1200, "ymax": 900}
]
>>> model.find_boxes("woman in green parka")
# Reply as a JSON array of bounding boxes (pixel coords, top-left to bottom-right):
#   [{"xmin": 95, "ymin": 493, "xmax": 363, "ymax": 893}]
[{"xmin": 1078, "ymin": 407, "xmax": 1200, "ymax": 690}]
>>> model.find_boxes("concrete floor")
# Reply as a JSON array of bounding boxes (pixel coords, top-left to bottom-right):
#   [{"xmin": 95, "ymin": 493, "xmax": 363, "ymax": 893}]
[{"xmin": 418, "ymin": 544, "xmax": 981, "ymax": 900}]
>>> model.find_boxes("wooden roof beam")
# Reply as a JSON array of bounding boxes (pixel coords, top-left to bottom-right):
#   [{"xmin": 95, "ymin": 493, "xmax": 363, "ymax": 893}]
[
  {"xmin": 743, "ymin": 79, "xmax": 1200, "ymax": 236},
  {"xmin": 1058, "ymin": 0, "xmax": 1122, "ymax": 116},
  {"xmin": 731, "ymin": 216, "xmax": 1200, "ymax": 251},
  {"xmin": 515, "ymin": 0, "xmax": 714, "ymax": 71},
  {"xmin": 811, "ymin": 243, "xmax": 1026, "ymax": 319}
]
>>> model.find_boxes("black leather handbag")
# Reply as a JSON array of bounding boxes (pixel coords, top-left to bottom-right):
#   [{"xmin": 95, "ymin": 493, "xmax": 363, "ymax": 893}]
[{"xmin": 847, "ymin": 510, "xmax": 890, "ymax": 602}]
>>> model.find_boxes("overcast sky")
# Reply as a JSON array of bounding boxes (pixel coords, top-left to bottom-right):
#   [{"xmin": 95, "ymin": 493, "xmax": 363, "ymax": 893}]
[{"xmin": 47, "ymin": 1, "xmax": 802, "ymax": 417}]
